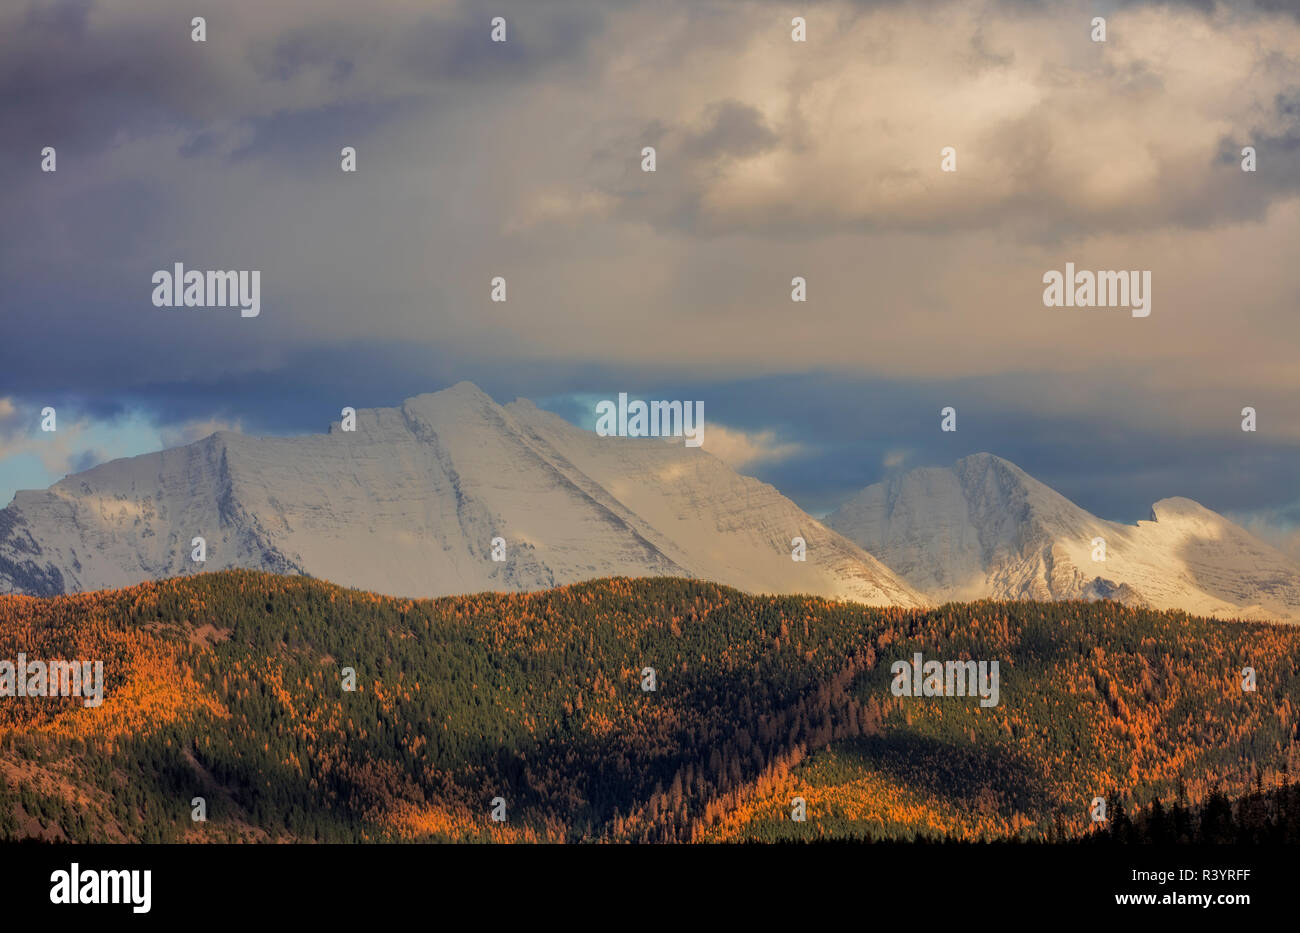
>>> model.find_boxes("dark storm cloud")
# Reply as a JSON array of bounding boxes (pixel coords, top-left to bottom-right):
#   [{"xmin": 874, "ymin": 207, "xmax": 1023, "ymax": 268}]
[
  {"xmin": 16, "ymin": 343, "xmax": 1290, "ymax": 525},
  {"xmin": 253, "ymin": 26, "xmax": 362, "ymax": 85},
  {"xmin": 395, "ymin": 3, "xmax": 605, "ymax": 85},
  {"xmin": 0, "ymin": 4, "xmax": 222, "ymax": 163},
  {"xmin": 227, "ymin": 98, "xmax": 424, "ymax": 162},
  {"xmin": 0, "ymin": 0, "xmax": 1296, "ymax": 527},
  {"xmin": 0, "ymin": 0, "xmax": 605, "ymax": 167},
  {"xmin": 603, "ymin": 372, "xmax": 1300, "ymax": 521},
  {"xmin": 17, "ymin": 340, "xmax": 641, "ymax": 439},
  {"xmin": 1212, "ymin": 86, "xmax": 1300, "ymax": 199},
  {"xmin": 680, "ymin": 102, "xmax": 780, "ymax": 160}
]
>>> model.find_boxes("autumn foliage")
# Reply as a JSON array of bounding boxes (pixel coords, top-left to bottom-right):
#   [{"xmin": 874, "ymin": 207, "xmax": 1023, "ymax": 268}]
[{"xmin": 0, "ymin": 570, "xmax": 1296, "ymax": 843}]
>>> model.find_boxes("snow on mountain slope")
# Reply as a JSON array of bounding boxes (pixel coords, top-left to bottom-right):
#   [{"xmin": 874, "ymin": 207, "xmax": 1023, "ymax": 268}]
[
  {"xmin": 825, "ymin": 453, "xmax": 1300, "ymax": 622},
  {"xmin": 0, "ymin": 382, "xmax": 926, "ymax": 607},
  {"xmin": 502, "ymin": 398, "xmax": 922, "ymax": 607}
]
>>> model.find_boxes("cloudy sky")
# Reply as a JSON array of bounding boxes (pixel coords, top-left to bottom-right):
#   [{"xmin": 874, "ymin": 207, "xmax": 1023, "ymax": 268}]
[{"xmin": 2, "ymin": 0, "xmax": 1298, "ymax": 550}]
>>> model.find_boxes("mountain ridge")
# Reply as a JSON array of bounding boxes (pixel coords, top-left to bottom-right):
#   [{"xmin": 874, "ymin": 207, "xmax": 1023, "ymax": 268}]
[
  {"xmin": 2, "ymin": 388, "xmax": 1296, "ymax": 622},
  {"xmin": 826, "ymin": 452, "xmax": 1300, "ymax": 622},
  {"xmin": 0, "ymin": 382, "xmax": 922, "ymax": 608}
]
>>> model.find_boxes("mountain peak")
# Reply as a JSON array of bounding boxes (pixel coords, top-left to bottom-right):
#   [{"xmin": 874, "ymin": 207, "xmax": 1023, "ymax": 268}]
[
  {"xmin": 954, "ymin": 451, "xmax": 1016, "ymax": 469},
  {"xmin": 441, "ymin": 380, "xmax": 494, "ymax": 401},
  {"xmin": 827, "ymin": 456, "xmax": 1300, "ymax": 621},
  {"xmin": 1148, "ymin": 497, "xmax": 1215, "ymax": 522},
  {"xmin": 401, "ymin": 380, "xmax": 497, "ymax": 410},
  {"xmin": 952, "ymin": 452, "xmax": 1040, "ymax": 488},
  {"xmin": 0, "ymin": 383, "xmax": 924, "ymax": 608}
]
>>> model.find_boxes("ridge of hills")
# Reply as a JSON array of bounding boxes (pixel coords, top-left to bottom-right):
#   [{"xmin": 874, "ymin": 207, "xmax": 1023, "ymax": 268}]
[{"xmin": 1, "ymin": 571, "xmax": 1296, "ymax": 843}]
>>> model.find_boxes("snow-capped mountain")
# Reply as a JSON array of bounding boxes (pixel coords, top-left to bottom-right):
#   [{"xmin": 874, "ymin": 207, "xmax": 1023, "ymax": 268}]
[
  {"xmin": 0, "ymin": 382, "xmax": 924, "ymax": 608},
  {"xmin": 825, "ymin": 453, "xmax": 1300, "ymax": 623},
  {"xmin": 5, "ymin": 393, "xmax": 1295, "ymax": 622}
]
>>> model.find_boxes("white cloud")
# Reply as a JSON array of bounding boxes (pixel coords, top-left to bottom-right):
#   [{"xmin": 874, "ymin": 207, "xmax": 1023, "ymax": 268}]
[
  {"xmin": 504, "ymin": 188, "xmax": 616, "ymax": 233},
  {"xmin": 1228, "ymin": 502, "xmax": 1300, "ymax": 560},
  {"xmin": 0, "ymin": 406, "xmax": 197, "ymax": 504},
  {"xmin": 0, "ymin": 404, "xmax": 94, "ymax": 475},
  {"xmin": 702, "ymin": 424, "xmax": 803, "ymax": 470}
]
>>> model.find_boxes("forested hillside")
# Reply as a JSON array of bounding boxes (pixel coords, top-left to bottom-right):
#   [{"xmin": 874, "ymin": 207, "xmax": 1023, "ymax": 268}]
[{"xmin": 0, "ymin": 571, "xmax": 1296, "ymax": 843}]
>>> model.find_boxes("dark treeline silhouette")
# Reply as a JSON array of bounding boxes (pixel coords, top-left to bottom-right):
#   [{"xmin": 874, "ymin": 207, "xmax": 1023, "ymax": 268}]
[{"xmin": 1081, "ymin": 773, "xmax": 1300, "ymax": 844}]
